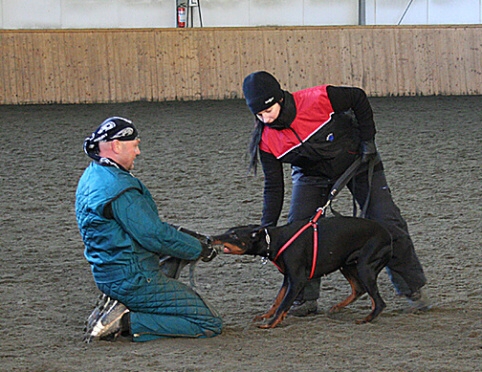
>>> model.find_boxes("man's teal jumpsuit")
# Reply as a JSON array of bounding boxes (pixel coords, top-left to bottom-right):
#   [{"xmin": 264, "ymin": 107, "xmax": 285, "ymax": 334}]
[{"xmin": 76, "ymin": 161, "xmax": 222, "ymax": 342}]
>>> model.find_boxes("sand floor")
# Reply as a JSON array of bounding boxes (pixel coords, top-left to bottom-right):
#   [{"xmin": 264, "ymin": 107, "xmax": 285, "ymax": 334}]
[{"xmin": 1, "ymin": 95, "xmax": 481, "ymax": 371}]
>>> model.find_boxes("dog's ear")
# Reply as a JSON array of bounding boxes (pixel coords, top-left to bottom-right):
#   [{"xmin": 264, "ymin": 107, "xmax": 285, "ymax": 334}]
[{"xmin": 249, "ymin": 226, "xmax": 264, "ymax": 241}]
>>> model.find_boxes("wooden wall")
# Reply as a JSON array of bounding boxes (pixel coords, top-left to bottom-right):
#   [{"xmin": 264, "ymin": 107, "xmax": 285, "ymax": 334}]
[{"xmin": 1, "ymin": 26, "xmax": 481, "ymax": 105}]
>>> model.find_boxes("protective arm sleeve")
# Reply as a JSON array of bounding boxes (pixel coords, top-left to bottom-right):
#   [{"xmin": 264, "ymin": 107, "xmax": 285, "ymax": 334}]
[
  {"xmin": 173, "ymin": 225, "xmax": 217, "ymax": 262},
  {"xmin": 326, "ymin": 85, "xmax": 376, "ymax": 141},
  {"xmin": 111, "ymin": 189, "xmax": 202, "ymax": 261},
  {"xmin": 260, "ymin": 150, "xmax": 284, "ymax": 227}
]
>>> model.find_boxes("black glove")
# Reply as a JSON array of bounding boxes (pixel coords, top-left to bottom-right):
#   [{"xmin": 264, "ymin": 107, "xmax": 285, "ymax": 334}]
[
  {"xmin": 176, "ymin": 226, "xmax": 211, "ymax": 245},
  {"xmin": 199, "ymin": 241, "xmax": 217, "ymax": 262},
  {"xmin": 360, "ymin": 139, "xmax": 377, "ymax": 163},
  {"xmin": 175, "ymin": 226, "xmax": 217, "ymax": 262}
]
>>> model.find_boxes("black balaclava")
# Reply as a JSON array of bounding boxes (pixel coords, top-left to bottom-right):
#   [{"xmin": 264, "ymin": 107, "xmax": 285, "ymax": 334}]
[{"xmin": 243, "ymin": 71, "xmax": 283, "ymax": 115}]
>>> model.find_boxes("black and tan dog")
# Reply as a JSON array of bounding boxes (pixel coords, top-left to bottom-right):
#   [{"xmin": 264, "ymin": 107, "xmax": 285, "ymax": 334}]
[{"xmin": 212, "ymin": 216, "xmax": 393, "ymax": 328}]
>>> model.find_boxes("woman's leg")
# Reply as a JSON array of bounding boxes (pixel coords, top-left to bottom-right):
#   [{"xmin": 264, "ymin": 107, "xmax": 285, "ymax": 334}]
[
  {"xmin": 288, "ymin": 182, "xmax": 329, "ymax": 314},
  {"xmin": 348, "ymin": 167, "xmax": 427, "ymax": 297}
]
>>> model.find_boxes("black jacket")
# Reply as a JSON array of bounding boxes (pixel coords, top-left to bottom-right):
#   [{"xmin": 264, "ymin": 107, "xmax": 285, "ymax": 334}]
[{"xmin": 259, "ymin": 85, "xmax": 377, "ymax": 226}]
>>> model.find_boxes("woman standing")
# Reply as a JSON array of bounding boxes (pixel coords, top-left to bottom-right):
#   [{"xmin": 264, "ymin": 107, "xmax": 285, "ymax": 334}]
[{"xmin": 242, "ymin": 71, "xmax": 431, "ymax": 316}]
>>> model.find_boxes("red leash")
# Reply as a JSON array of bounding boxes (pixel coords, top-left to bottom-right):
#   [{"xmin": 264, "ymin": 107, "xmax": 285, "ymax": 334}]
[{"xmin": 272, "ymin": 207, "xmax": 325, "ymax": 279}]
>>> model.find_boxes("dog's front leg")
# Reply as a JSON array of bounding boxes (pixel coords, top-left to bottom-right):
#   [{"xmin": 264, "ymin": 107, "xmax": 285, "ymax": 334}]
[
  {"xmin": 253, "ymin": 277, "xmax": 288, "ymax": 323},
  {"xmin": 262, "ymin": 277, "xmax": 305, "ymax": 329}
]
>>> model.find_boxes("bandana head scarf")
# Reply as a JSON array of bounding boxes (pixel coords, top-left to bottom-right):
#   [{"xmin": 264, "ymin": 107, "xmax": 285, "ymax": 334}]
[{"xmin": 83, "ymin": 117, "xmax": 138, "ymax": 161}]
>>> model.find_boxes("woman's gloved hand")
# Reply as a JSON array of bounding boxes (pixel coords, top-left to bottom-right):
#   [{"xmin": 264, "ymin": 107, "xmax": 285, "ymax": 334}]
[{"xmin": 360, "ymin": 139, "xmax": 377, "ymax": 163}]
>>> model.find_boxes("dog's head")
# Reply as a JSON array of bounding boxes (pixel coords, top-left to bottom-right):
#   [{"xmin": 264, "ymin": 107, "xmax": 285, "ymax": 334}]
[{"xmin": 211, "ymin": 225, "xmax": 266, "ymax": 256}]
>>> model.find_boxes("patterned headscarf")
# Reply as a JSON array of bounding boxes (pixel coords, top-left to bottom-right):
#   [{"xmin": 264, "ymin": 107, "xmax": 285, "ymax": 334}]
[{"xmin": 83, "ymin": 117, "xmax": 138, "ymax": 161}]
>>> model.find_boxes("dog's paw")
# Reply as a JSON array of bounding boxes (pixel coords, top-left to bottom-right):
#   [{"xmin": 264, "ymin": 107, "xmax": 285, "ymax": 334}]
[
  {"xmin": 329, "ymin": 304, "xmax": 343, "ymax": 313},
  {"xmin": 265, "ymin": 313, "xmax": 287, "ymax": 328},
  {"xmin": 253, "ymin": 314, "xmax": 269, "ymax": 322},
  {"xmin": 257, "ymin": 323, "xmax": 275, "ymax": 329}
]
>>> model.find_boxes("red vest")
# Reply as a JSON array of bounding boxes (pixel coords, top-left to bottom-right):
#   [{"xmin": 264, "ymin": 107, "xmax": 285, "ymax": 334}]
[{"xmin": 259, "ymin": 85, "xmax": 334, "ymax": 159}]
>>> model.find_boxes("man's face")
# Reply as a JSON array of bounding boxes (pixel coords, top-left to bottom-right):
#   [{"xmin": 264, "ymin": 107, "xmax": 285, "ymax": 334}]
[
  {"xmin": 256, "ymin": 103, "xmax": 281, "ymax": 124},
  {"xmin": 116, "ymin": 139, "xmax": 141, "ymax": 170}
]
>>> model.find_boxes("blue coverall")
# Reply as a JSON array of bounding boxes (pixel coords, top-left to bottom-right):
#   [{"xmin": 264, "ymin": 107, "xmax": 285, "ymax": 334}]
[{"xmin": 76, "ymin": 161, "xmax": 222, "ymax": 342}]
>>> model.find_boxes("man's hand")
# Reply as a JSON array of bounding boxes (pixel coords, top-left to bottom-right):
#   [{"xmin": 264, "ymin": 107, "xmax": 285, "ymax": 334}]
[
  {"xmin": 360, "ymin": 139, "xmax": 377, "ymax": 163},
  {"xmin": 200, "ymin": 242, "xmax": 217, "ymax": 262},
  {"xmin": 176, "ymin": 226, "xmax": 217, "ymax": 262}
]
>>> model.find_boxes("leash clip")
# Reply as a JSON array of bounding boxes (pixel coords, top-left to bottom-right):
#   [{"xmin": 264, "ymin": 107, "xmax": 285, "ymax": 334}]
[
  {"xmin": 262, "ymin": 228, "xmax": 271, "ymax": 265},
  {"xmin": 264, "ymin": 228, "xmax": 271, "ymax": 245}
]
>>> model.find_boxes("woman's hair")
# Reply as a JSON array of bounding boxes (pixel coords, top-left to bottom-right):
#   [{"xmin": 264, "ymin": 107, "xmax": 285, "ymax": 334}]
[{"xmin": 248, "ymin": 118, "xmax": 264, "ymax": 175}]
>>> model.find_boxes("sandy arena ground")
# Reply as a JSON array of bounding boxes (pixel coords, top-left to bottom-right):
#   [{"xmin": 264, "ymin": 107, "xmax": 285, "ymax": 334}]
[{"xmin": 1, "ymin": 95, "xmax": 481, "ymax": 371}]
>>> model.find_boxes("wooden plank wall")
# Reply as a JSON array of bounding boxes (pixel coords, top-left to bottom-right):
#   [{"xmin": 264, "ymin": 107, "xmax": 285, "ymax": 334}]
[{"xmin": 1, "ymin": 26, "xmax": 481, "ymax": 105}]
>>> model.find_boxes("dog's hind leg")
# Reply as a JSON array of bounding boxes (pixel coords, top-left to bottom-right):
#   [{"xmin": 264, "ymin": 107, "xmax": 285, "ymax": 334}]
[
  {"xmin": 329, "ymin": 265, "xmax": 366, "ymax": 313},
  {"xmin": 355, "ymin": 270, "xmax": 385, "ymax": 324},
  {"xmin": 354, "ymin": 245, "xmax": 391, "ymax": 323}
]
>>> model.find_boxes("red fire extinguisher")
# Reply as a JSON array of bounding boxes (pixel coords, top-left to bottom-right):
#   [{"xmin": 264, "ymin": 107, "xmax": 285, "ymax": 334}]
[{"xmin": 177, "ymin": 4, "xmax": 186, "ymax": 28}]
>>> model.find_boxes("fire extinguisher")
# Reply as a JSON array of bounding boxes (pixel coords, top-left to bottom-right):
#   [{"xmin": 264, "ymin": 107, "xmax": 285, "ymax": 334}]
[{"xmin": 177, "ymin": 4, "xmax": 186, "ymax": 28}]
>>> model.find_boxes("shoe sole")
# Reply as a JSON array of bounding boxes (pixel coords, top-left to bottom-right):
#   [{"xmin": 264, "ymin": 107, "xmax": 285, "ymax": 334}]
[
  {"xmin": 91, "ymin": 299, "xmax": 129, "ymax": 338},
  {"xmin": 83, "ymin": 296, "xmax": 129, "ymax": 343},
  {"xmin": 83, "ymin": 294, "xmax": 109, "ymax": 343}
]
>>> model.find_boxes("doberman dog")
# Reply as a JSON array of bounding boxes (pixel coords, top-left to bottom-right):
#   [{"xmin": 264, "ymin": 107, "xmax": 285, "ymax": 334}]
[{"xmin": 211, "ymin": 215, "xmax": 393, "ymax": 328}]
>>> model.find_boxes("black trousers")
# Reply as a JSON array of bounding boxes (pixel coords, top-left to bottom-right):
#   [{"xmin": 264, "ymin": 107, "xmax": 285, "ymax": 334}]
[{"xmin": 288, "ymin": 164, "xmax": 427, "ymax": 300}]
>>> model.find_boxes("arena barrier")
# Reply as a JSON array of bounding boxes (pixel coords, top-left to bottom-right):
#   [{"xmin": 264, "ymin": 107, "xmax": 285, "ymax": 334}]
[{"xmin": 1, "ymin": 25, "xmax": 481, "ymax": 104}]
